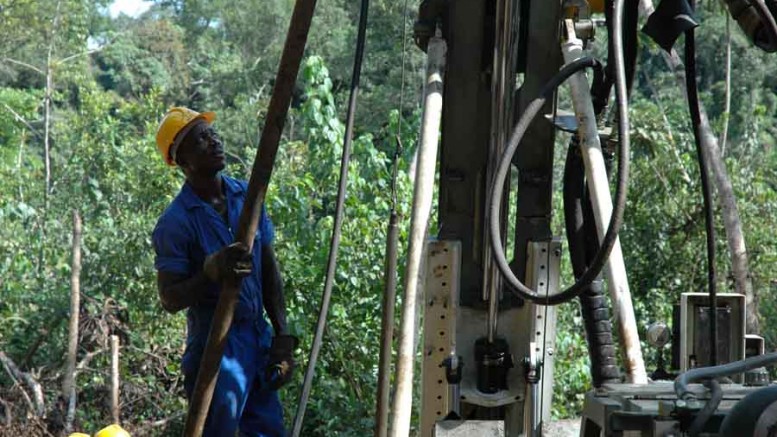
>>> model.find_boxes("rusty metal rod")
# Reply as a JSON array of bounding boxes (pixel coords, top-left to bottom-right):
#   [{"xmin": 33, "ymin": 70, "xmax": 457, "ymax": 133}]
[
  {"xmin": 375, "ymin": 211, "xmax": 399, "ymax": 437},
  {"xmin": 182, "ymin": 0, "xmax": 319, "ymax": 434}
]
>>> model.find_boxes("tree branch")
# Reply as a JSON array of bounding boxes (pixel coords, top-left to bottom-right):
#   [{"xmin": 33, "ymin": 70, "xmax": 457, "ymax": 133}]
[
  {"xmin": 1, "ymin": 57, "xmax": 43, "ymax": 75},
  {"xmin": 0, "ymin": 351, "xmax": 44, "ymax": 417}
]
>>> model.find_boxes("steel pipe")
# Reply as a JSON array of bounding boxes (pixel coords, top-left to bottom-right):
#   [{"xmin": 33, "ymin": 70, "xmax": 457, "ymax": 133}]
[{"xmin": 389, "ymin": 34, "xmax": 447, "ymax": 437}]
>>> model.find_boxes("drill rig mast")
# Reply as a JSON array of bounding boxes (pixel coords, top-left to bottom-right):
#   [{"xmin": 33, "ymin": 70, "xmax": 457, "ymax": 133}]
[{"xmin": 390, "ymin": 0, "xmax": 777, "ymax": 436}]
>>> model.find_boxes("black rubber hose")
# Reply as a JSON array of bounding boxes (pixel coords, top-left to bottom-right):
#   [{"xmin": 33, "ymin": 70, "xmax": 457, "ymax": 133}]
[
  {"xmin": 491, "ymin": 53, "xmax": 632, "ymax": 306},
  {"xmin": 490, "ymin": 58, "xmax": 611, "ymax": 305},
  {"xmin": 675, "ymin": 351, "xmax": 777, "ymax": 399},
  {"xmin": 564, "ymin": 34, "xmax": 621, "ymax": 385},
  {"xmin": 291, "ymin": 0, "xmax": 370, "ymax": 434},
  {"xmin": 564, "ymin": 143, "xmax": 621, "ymax": 386},
  {"xmin": 753, "ymin": 0, "xmax": 777, "ymax": 50},
  {"xmin": 684, "ymin": 9, "xmax": 718, "ymax": 366},
  {"xmin": 605, "ymin": 0, "xmax": 640, "ymax": 95},
  {"xmin": 687, "ymin": 379, "xmax": 723, "ymax": 437}
]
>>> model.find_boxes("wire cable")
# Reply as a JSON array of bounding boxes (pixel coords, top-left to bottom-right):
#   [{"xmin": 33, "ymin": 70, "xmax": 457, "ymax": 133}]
[
  {"xmin": 374, "ymin": 2, "xmax": 410, "ymax": 434},
  {"xmin": 290, "ymin": 0, "xmax": 370, "ymax": 434}
]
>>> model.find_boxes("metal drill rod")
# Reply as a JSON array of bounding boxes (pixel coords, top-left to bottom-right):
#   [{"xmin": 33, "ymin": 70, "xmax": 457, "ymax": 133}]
[
  {"xmin": 374, "ymin": 211, "xmax": 399, "ymax": 437},
  {"xmin": 484, "ymin": 0, "xmax": 518, "ymax": 343},
  {"xmin": 389, "ymin": 34, "xmax": 447, "ymax": 437}
]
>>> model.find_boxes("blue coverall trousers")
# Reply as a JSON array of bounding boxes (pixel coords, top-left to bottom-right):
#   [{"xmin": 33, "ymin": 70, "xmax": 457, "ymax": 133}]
[{"xmin": 183, "ymin": 316, "xmax": 285, "ymax": 437}]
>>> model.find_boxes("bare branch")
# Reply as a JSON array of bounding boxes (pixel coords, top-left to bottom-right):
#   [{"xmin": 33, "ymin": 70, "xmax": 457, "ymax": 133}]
[
  {"xmin": 0, "ymin": 352, "xmax": 44, "ymax": 417},
  {"xmin": 58, "ymin": 47, "xmax": 105, "ymax": 65},
  {"xmin": 74, "ymin": 349, "xmax": 104, "ymax": 378},
  {"xmin": 0, "ymin": 103, "xmax": 41, "ymax": 137},
  {"xmin": 1, "ymin": 57, "xmax": 43, "ymax": 75}
]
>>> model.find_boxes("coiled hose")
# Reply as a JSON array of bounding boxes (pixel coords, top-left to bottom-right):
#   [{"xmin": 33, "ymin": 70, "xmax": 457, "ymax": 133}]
[{"xmin": 489, "ymin": 0, "xmax": 631, "ymax": 305}]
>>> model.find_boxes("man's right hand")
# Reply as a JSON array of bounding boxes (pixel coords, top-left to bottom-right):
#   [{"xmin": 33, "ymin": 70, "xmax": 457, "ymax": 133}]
[{"xmin": 203, "ymin": 242, "xmax": 252, "ymax": 283}]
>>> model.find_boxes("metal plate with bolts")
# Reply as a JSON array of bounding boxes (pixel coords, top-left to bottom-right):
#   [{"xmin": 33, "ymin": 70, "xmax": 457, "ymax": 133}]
[
  {"xmin": 524, "ymin": 239, "xmax": 561, "ymax": 425},
  {"xmin": 422, "ymin": 241, "xmax": 462, "ymax": 437}
]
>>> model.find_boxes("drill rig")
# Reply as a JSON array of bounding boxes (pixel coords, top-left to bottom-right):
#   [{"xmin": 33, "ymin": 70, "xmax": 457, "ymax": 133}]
[{"xmin": 384, "ymin": 0, "xmax": 777, "ymax": 436}]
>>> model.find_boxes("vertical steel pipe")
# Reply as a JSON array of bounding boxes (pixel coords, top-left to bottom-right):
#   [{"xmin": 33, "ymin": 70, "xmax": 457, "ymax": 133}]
[
  {"xmin": 389, "ymin": 34, "xmax": 447, "ymax": 437},
  {"xmin": 484, "ymin": 0, "xmax": 517, "ymax": 343}
]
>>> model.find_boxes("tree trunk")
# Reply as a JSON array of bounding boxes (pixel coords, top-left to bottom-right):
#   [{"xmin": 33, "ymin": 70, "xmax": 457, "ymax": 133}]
[
  {"xmin": 720, "ymin": 16, "xmax": 732, "ymax": 157},
  {"xmin": 639, "ymin": 0, "xmax": 758, "ymax": 334},
  {"xmin": 63, "ymin": 210, "xmax": 82, "ymax": 432}
]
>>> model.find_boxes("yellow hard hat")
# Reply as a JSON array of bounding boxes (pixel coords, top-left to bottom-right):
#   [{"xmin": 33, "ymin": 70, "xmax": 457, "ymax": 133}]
[
  {"xmin": 94, "ymin": 424, "xmax": 131, "ymax": 437},
  {"xmin": 156, "ymin": 106, "xmax": 216, "ymax": 166}
]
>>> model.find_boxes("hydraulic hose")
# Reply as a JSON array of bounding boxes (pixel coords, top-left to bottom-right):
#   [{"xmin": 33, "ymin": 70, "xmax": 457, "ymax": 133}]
[
  {"xmin": 565, "ymin": 34, "xmax": 621, "ymax": 385},
  {"xmin": 675, "ymin": 351, "xmax": 777, "ymax": 400},
  {"xmin": 687, "ymin": 378, "xmax": 723, "ymax": 437},
  {"xmin": 489, "ymin": 55, "xmax": 627, "ymax": 305},
  {"xmin": 490, "ymin": 0, "xmax": 631, "ymax": 305},
  {"xmin": 726, "ymin": 0, "xmax": 777, "ymax": 52},
  {"xmin": 563, "ymin": 141, "xmax": 621, "ymax": 385},
  {"xmin": 684, "ymin": 4, "xmax": 718, "ymax": 366},
  {"xmin": 290, "ymin": 0, "xmax": 369, "ymax": 434}
]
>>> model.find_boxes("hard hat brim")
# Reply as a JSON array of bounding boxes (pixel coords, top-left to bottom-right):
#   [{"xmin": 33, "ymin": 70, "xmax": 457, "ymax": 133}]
[{"xmin": 168, "ymin": 111, "xmax": 216, "ymax": 166}]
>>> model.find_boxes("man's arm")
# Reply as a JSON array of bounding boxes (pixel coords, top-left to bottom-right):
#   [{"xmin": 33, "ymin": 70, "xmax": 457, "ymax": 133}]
[
  {"xmin": 157, "ymin": 242, "xmax": 252, "ymax": 314},
  {"xmin": 261, "ymin": 244, "xmax": 288, "ymax": 335},
  {"xmin": 157, "ymin": 271, "xmax": 211, "ymax": 314}
]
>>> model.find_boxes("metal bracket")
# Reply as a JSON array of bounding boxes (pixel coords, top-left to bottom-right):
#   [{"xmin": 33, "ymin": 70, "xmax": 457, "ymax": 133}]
[{"xmin": 422, "ymin": 241, "xmax": 462, "ymax": 436}]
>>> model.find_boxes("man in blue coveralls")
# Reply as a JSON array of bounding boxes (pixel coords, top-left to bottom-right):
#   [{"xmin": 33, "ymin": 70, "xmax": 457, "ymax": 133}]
[{"xmin": 152, "ymin": 107, "xmax": 296, "ymax": 436}]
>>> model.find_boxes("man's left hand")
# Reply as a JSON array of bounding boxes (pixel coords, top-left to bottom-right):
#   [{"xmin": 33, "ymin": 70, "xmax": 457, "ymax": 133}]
[{"xmin": 266, "ymin": 334, "xmax": 299, "ymax": 390}]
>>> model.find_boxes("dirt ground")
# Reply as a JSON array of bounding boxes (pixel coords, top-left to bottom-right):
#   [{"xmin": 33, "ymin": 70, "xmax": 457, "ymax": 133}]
[{"xmin": 543, "ymin": 418, "xmax": 582, "ymax": 436}]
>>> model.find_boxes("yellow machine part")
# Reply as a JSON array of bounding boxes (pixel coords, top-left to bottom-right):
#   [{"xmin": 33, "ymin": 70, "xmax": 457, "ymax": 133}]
[
  {"xmin": 589, "ymin": 0, "xmax": 605, "ymax": 13},
  {"xmin": 95, "ymin": 424, "xmax": 131, "ymax": 437}
]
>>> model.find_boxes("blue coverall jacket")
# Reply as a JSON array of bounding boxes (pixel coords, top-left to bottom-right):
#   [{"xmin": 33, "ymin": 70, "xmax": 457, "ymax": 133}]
[{"xmin": 152, "ymin": 175, "xmax": 284, "ymax": 437}]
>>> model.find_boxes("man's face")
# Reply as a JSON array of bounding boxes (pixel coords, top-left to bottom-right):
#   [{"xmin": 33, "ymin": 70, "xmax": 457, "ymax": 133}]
[{"xmin": 176, "ymin": 121, "xmax": 226, "ymax": 176}]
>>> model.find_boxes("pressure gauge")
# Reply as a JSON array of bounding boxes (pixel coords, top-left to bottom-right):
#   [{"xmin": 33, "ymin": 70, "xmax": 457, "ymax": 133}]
[{"xmin": 647, "ymin": 322, "xmax": 671, "ymax": 348}]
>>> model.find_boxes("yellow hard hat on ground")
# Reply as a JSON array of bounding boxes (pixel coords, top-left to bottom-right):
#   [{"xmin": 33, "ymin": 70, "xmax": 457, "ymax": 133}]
[
  {"xmin": 156, "ymin": 106, "xmax": 216, "ymax": 166},
  {"xmin": 94, "ymin": 424, "xmax": 131, "ymax": 437}
]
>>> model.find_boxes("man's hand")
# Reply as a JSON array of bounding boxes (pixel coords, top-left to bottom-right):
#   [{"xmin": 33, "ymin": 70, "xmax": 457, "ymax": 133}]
[
  {"xmin": 203, "ymin": 242, "xmax": 252, "ymax": 283},
  {"xmin": 265, "ymin": 334, "xmax": 299, "ymax": 390}
]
